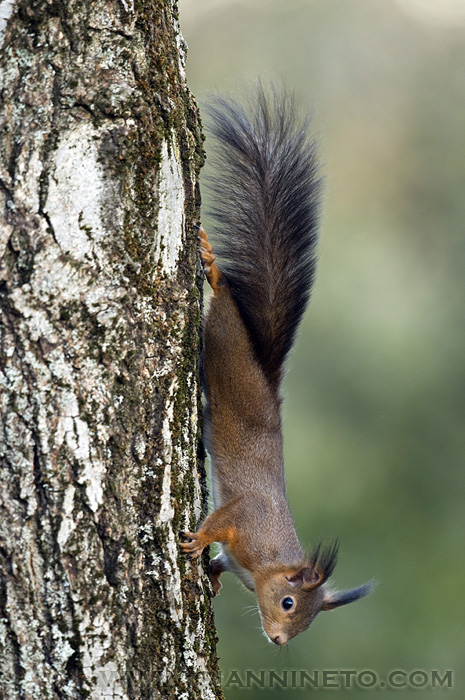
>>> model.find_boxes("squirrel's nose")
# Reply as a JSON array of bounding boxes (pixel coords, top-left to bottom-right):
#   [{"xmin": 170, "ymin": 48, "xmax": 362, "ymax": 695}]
[{"xmin": 272, "ymin": 635, "xmax": 286, "ymax": 646}]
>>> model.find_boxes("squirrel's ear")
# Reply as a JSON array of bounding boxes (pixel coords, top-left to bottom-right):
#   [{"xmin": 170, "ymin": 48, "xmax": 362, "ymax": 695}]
[
  {"xmin": 286, "ymin": 567, "xmax": 323, "ymax": 591},
  {"xmin": 321, "ymin": 581, "xmax": 374, "ymax": 610}
]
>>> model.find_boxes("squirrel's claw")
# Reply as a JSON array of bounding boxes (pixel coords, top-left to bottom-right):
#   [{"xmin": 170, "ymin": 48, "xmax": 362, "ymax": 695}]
[
  {"xmin": 198, "ymin": 228, "xmax": 216, "ymax": 268},
  {"xmin": 197, "ymin": 226, "xmax": 225, "ymax": 294},
  {"xmin": 180, "ymin": 530, "xmax": 205, "ymax": 558}
]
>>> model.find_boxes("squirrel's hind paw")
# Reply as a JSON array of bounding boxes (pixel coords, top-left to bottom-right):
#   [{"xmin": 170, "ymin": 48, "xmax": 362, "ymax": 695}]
[{"xmin": 197, "ymin": 226, "xmax": 225, "ymax": 294}]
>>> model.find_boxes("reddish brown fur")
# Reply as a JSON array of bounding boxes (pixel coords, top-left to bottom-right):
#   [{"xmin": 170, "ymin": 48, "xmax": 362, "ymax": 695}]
[
  {"xmin": 181, "ymin": 230, "xmax": 327, "ymax": 643},
  {"xmin": 181, "ymin": 84, "xmax": 372, "ymax": 644},
  {"xmin": 181, "ymin": 228, "xmax": 372, "ymax": 645}
]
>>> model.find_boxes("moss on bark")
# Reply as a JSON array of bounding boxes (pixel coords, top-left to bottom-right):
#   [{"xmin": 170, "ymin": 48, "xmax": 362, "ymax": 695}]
[{"xmin": 0, "ymin": 1, "xmax": 221, "ymax": 698}]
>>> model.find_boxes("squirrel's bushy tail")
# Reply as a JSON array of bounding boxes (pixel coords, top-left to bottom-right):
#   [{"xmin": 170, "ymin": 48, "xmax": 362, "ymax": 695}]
[{"xmin": 205, "ymin": 84, "xmax": 322, "ymax": 390}]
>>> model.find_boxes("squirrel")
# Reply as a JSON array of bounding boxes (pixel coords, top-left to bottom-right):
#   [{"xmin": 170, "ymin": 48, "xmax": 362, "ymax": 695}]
[{"xmin": 181, "ymin": 86, "xmax": 372, "ymax": 646}]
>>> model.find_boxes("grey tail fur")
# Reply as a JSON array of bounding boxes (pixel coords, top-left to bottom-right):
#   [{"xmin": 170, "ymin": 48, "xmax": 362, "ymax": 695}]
[{"xmin": 205, "ymin": 83, "xmax": 323, "ymax": 390}]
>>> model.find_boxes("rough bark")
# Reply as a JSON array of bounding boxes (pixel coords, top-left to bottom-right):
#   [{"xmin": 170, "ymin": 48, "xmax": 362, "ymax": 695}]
[{"xmin": 0, "ymin": 1, "xmax": 222, "ymax": 698}]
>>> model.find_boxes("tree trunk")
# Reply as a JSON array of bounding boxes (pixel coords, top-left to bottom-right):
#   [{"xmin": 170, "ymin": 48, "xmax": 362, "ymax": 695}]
[{"xmin": 0, "ymin": 1, "xmax": 222, "ymax": 698}]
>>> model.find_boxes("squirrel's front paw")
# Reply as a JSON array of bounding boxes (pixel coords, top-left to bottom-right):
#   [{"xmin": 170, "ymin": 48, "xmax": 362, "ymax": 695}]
[
  {"xmin": 209, "ymin": 572, "xmax": 223, "ymax": 597},
  {"xmin": 180, "ymin": 531, "xmax": 206, "ymax": 558}
]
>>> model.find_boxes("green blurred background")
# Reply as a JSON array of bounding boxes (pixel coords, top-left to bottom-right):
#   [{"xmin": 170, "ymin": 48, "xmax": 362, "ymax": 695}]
[{"xmin": 179, "ymin": 1, "xmax": 464, "ymax": 697}]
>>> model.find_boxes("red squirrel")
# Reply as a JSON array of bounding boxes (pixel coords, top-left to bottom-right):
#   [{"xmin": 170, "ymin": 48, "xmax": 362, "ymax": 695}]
[{"xmin": 181, "ymin": 87, "xmax": 372, "ymax": 645}]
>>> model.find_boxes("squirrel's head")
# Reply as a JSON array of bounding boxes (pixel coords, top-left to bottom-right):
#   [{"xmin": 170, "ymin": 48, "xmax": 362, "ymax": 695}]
[{"xmin": 255, "ymin": 542, "xmax": 372, "ymax": 646}]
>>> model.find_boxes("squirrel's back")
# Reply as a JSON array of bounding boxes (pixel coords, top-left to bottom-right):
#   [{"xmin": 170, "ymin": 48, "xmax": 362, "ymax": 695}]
[{"xmin": 206, "ymin": 84, "xmax": 322, "ymax": 390}]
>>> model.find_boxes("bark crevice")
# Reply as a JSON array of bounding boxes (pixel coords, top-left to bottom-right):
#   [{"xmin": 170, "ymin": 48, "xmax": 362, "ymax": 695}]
[{"xmin": 0, "ymin": 1, "xmax": 221, "ymax": 698}]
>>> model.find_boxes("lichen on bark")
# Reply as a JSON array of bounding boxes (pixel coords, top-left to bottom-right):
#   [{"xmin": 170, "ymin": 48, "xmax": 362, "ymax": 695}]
[{"xmin": 0, "ymin": 1, "xmax": 221, "ymax": 698}]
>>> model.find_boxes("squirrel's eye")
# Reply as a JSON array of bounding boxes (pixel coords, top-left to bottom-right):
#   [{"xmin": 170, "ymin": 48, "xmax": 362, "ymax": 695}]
[{"xmin": 281, "ymin": 596, "xmax": 295, "ymax": 611}]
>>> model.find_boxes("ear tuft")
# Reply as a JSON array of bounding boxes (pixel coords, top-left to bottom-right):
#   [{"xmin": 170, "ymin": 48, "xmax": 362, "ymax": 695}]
[
  {"xmin": 308, "ymin": 540, "xmax": 339, "ymax": 583},
  {"xmin": 322, "ymin": 580, "xmax": 375, "ymax": 611}
]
